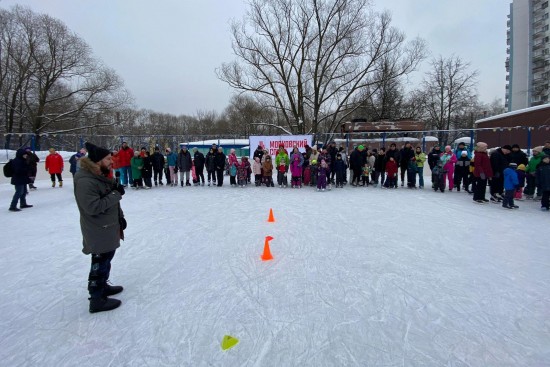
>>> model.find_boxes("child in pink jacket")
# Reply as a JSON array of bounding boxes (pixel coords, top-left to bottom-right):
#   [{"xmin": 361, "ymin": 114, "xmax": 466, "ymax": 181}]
[{"xmin": 440, "ymin": 145, "xmax": 458, "ymax": 190}]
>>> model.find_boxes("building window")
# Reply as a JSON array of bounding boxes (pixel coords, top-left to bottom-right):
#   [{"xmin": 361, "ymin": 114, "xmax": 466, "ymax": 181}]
[{"xmin": 543, "ymin": 1, "xmax": 549, "ymax": 9}]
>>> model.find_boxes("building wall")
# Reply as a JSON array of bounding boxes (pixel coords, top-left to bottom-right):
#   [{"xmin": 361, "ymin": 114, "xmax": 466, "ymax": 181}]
[
  {"xmin": 506, "ymin": 0, "xmax": 550, "ymax": 112},
  {"xmin": 476, "ymin": 105, "xmax": 550, "ymax": 148}
]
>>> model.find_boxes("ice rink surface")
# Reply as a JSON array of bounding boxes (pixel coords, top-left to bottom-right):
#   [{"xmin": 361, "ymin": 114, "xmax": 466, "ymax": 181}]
[{"xmin": 1, "ymin": 175, "xmax": 549, "ymax": 366}]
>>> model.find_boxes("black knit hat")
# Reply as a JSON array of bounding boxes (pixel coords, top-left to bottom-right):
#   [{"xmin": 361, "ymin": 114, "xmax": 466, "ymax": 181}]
[
  {"xmin": 85, "ymin": 142, "xmax": 111, "ymax": 163},
  {"xmin": 501, "ymin": 144, "xmax": 512, "ymax": 151}
]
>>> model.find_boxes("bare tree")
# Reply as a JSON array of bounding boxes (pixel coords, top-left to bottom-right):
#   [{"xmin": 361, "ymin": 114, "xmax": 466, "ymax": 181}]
[
  {"xmin": 217, "ymin": 0, "xmax": 425, "ymax": 136},
  {"xmin": 0, "ymin": 6, "xmax": 132, "ymax": 148},
  {"xmin": 420, "ymin": 55, "xmax": 478, "ymax": 145}
]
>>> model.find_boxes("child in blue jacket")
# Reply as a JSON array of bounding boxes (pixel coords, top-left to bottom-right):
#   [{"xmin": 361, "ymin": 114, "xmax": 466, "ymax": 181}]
[{"xmin": 502, "ymin": 162, "xmax": 519, "ymax": 209}]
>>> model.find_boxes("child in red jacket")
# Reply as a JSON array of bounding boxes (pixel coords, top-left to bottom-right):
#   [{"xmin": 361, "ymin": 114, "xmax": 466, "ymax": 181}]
[{"xmin": 384, "ymin": 157, "xmax": 398, "ymax": 188}]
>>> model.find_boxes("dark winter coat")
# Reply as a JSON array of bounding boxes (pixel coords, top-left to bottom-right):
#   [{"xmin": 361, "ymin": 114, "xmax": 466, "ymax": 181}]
[
  {"xmin": 385, "ymin": 147, "xmax": 399, "ymax": 163},
  {"xmin": 151, "ymin": 152, "xmax": 165, "ymax": 170},
  {"xmin": 509, "ymin": 150, "xmax": 528, "ymax": 166},
  {"xmin": 214, "ymin": 152, "xmax": 226, "ymax": 170},
  {"xmin": 374, "ymin": 153, "xmax": 386, "ymax": 172},
  {"xmin": 349, "ymin": 149, "xmax": 364, "ymax": 171},
  {"xmin": 26, "ymin": 151, "xmax": 39, "ymax": 176},
  {"xmin": 334, "ymin": 159, "xmax": 347, "ymax": 174},
  {"xmin": 536, "ymin": 161, "xmax": 550, "ymax": 192},
  {"xmin": 253, "ymin": 148, "xmax": 264, "ymax": 162},
  {"xmin": 73, "ymin": 157, "xmax": 124, "ymax": 255},
  {"xmin": 490, "ymin": 148, "xmax": 510, "ymax": 178},
  {"xmin": 399, "ymin": 147, "xmax": 415, "ymax": 167},
  {"xmin": 142, "ymin": 155, "xmax": 153, "ymax": 178},
  {"xmin": 69, "ymin": 153, "xmax": 83, "ymax": 174},
  {"xmin": 10, "ymin": 149, "xmax": 30, "ymax": 186},
  {"xmin": 206, "ymin": 151, "xmax": 217, "ymax": 171},
  {"xmin": 194, "ymin": 151, "xmax": 205, "ymax": 173},
  {"xmin": 177, "ymin": 150, "xmax": 193, "ymax": 171},
  {"xmin": 454, "ymin": 156, "xmax": 471, "ymax": 177},
  {"xmin": 473, "ymin": 151, "xmax": 493, "ymax": 179},
  {"xmin": 428, "ymin": 148, "xmax": 441, "ymax": 170},
  {"xmin": 328, "ymin": 145, "xmax": 338, "ymax": 165}
]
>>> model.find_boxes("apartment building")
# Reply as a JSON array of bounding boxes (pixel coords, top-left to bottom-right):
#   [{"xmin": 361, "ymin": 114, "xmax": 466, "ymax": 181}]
[{"xmin": 505, "ymin": 0, "xmax": 550, "ymax": 111}]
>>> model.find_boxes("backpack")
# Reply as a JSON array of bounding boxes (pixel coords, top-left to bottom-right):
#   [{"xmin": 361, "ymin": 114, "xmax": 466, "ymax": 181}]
[{"xmin": 3, "ymin": 159, "xmax": 14, "ymax": 178}]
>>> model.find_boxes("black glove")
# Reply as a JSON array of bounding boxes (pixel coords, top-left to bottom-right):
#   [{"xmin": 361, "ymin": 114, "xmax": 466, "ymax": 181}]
[
  {"xmin": 119, "ymin": 217, "xmax": 127, "ymax": 230},
  {"xmin": 115, "ymin": 183, "xmax": 125, "ymax": 196}
]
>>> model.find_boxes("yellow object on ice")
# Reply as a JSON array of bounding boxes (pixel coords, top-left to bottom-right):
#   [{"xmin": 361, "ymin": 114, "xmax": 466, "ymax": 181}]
[{"xmin": 221, "ymin": 335, "xmax": 239, "ymax": 350}]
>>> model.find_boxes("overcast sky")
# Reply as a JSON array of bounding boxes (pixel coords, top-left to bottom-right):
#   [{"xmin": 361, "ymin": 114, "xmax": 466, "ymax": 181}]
[{"xmin": 0, "ymin": 0, "xmax": 510, "ymax": 116}]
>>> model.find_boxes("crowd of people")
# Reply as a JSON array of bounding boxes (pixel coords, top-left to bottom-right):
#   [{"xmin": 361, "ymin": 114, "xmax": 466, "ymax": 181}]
[{"xmin": 7, "ymin": 139, "xmax": 550, "ymax": 212}]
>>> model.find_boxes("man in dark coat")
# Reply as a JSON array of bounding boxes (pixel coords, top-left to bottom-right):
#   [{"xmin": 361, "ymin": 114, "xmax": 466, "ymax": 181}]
[
  {"xmin": 74, "ymin": 142, "xmax": 125, "ymax": 313},
  {"xmin": 151, "ymin": 146, "xmax": 165, "ymax": 186},
  {"xmin": 508, "ymin": 144, "xmax": 528, "ymax": 166},
  {"xmin": 193, "ymin": 147, "xmax": 206, "ymax": 186},
  {"xmin": 490, "ymin": 145, "xmax": 512, "ymax": 201},
  {"xmin": 9, "ymin": 149, "xmax": 32, "ymax": 211},
  {"xmin": 328, "ymin": 142, "xmax": 338, "ymax": 183},
  {"xmin": 214, "ymin": 147, "xmax": 226, "ymax": 186},
  {"xmin": 428, "ymin": 145, "xmax": 441, "ymax": 171},
  {"xmin": 177, "ymin": 145, "xmax": 193, "ymax": 186},
  {"xmin": 24, "ymin": 147, "xmax": 40, "ymax": 190},
  {"xmin": 205, "ymin": 148, "xmax": 217, "ymax": 186},
  {"xmin": 349, "ymin": 145, "xmax": 365, "ymax": 186},
  {"xmin": 398, "ymin": 142, "xmax": 415, "ymax": 186}
]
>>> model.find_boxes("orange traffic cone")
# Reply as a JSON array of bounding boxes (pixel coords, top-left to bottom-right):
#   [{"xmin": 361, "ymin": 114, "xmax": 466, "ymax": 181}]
[
  {"xmin": 261, "ymin": 236, "xmax": 274, "ymax": 261},
  {"xmin": 267, "ymin": 208, "xmax": 275, "ymax": 222}
]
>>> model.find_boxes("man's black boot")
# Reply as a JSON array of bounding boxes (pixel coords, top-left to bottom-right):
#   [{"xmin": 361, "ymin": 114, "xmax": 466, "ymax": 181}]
[{"xmin": 89, "ymin": 297, "xmax": 121, "ymax": 313}]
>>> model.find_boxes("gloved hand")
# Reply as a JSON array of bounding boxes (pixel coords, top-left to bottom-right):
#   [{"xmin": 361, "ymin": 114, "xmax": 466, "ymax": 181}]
[
  {"xmin": 115, "ymin": 183, "xmax": 125, "ymax": 196},
  {"xmin": 119, "ymin": 217, "xmax": 127, "ymax": 230}
]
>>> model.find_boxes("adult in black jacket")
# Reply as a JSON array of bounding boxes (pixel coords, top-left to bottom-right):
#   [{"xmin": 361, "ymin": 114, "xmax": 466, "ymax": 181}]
[
  {"xmin": 385, "ymin": 143, "xmax": 398, "ymax": 163},
  {"xmin": 508, "ymin": 144, "xmax": 528, "ymax": 166},
  {"xmin": 373, "ymin": 148, "xmax": 386, "ymax": 186},
  {"xmin": 328, "ymin": 142, "xmax": 338, "ymax": 182},
  {"xmin": 253, "ymin": 146, "xmax": 264, "ymax": 163},
  {"xmin": 9, "ymin": 149, "xmax": 32, "ymax": 211},
  {"xmin": 177, "ymin": 147, "xmax": 193, "ymax": 186},
  {"xmin": 399, "ymin": 142, "xmax": 415, "ymax": 186},
  {"xmin": 142, "ymin": 151, "xmax": 153, "ymax": 188},
  {"xmin": 24, "ymin": 147, "xmax": 40, "ymax": 190},
  {"xmin": 427, "ymin": 145, "xmax": 441, "ymax": 171},
  {"xmin": 214, "ymin": 147, "xmax": 226, "ymax": 186},
  {"xmin": 193, "ymin": 148, "xmax": 206, "ymax": 185},
  {"xmin": 151, "ymin": 147, "xmax": 165, "ymax": 186},
  {"xmin": 490, "ymin": 145, "xmax": 511, "ymax": 200},
  {"xmin": 205, "ymin": 148, "xmax": 217, "ymax": 185},
  {"xmin": 349, "ymin": 145, "xmax": 365, "ymax": 186}
]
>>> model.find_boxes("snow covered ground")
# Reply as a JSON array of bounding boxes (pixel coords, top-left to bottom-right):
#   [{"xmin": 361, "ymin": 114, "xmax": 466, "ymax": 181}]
[{"xmin": 1, "ymin": 174, "xmax": 549, "ymax": 366}]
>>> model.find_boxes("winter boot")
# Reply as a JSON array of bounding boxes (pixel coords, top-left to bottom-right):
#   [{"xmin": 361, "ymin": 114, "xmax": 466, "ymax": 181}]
[
  {"xmin": 103, "ymin": 283, "xmax": 123, "ymax": 297},
  {"xmin": 154, "ymin": 181, "xmax": 158, "ymax": 186},
  {"xmin": 20, "ymin": 204, "xmax": 33, "ymax": 209},
  {"xmin": 59, "ymin": 181, "xmax": 63, "ymax": 188},
  {"xmin": 89, "ymin": 297, "xmax": 121, "ymax": 313},
  {"xmin": 9, "ymin": 207, "xmax": 21, "ymax": 212},
  {"xmin": 181, "ymin": 181, "xmax": 184, "ymax": 187},
  {"xmin": 52, "ymin": 181, "xmax": 56, "ymax": 188},
  {"xmin": 186, "ymin": 181, "xmax": 191, "ymax": 186},
  {"xmin": 159, "ymin": 181, "xmax": 163, "ymax": 186}
]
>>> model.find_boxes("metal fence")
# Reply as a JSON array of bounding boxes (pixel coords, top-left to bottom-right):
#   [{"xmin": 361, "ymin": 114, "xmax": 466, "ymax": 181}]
[{"xmin": 1, "ymin": 126, "xmax": 548, "ymax": 155}]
